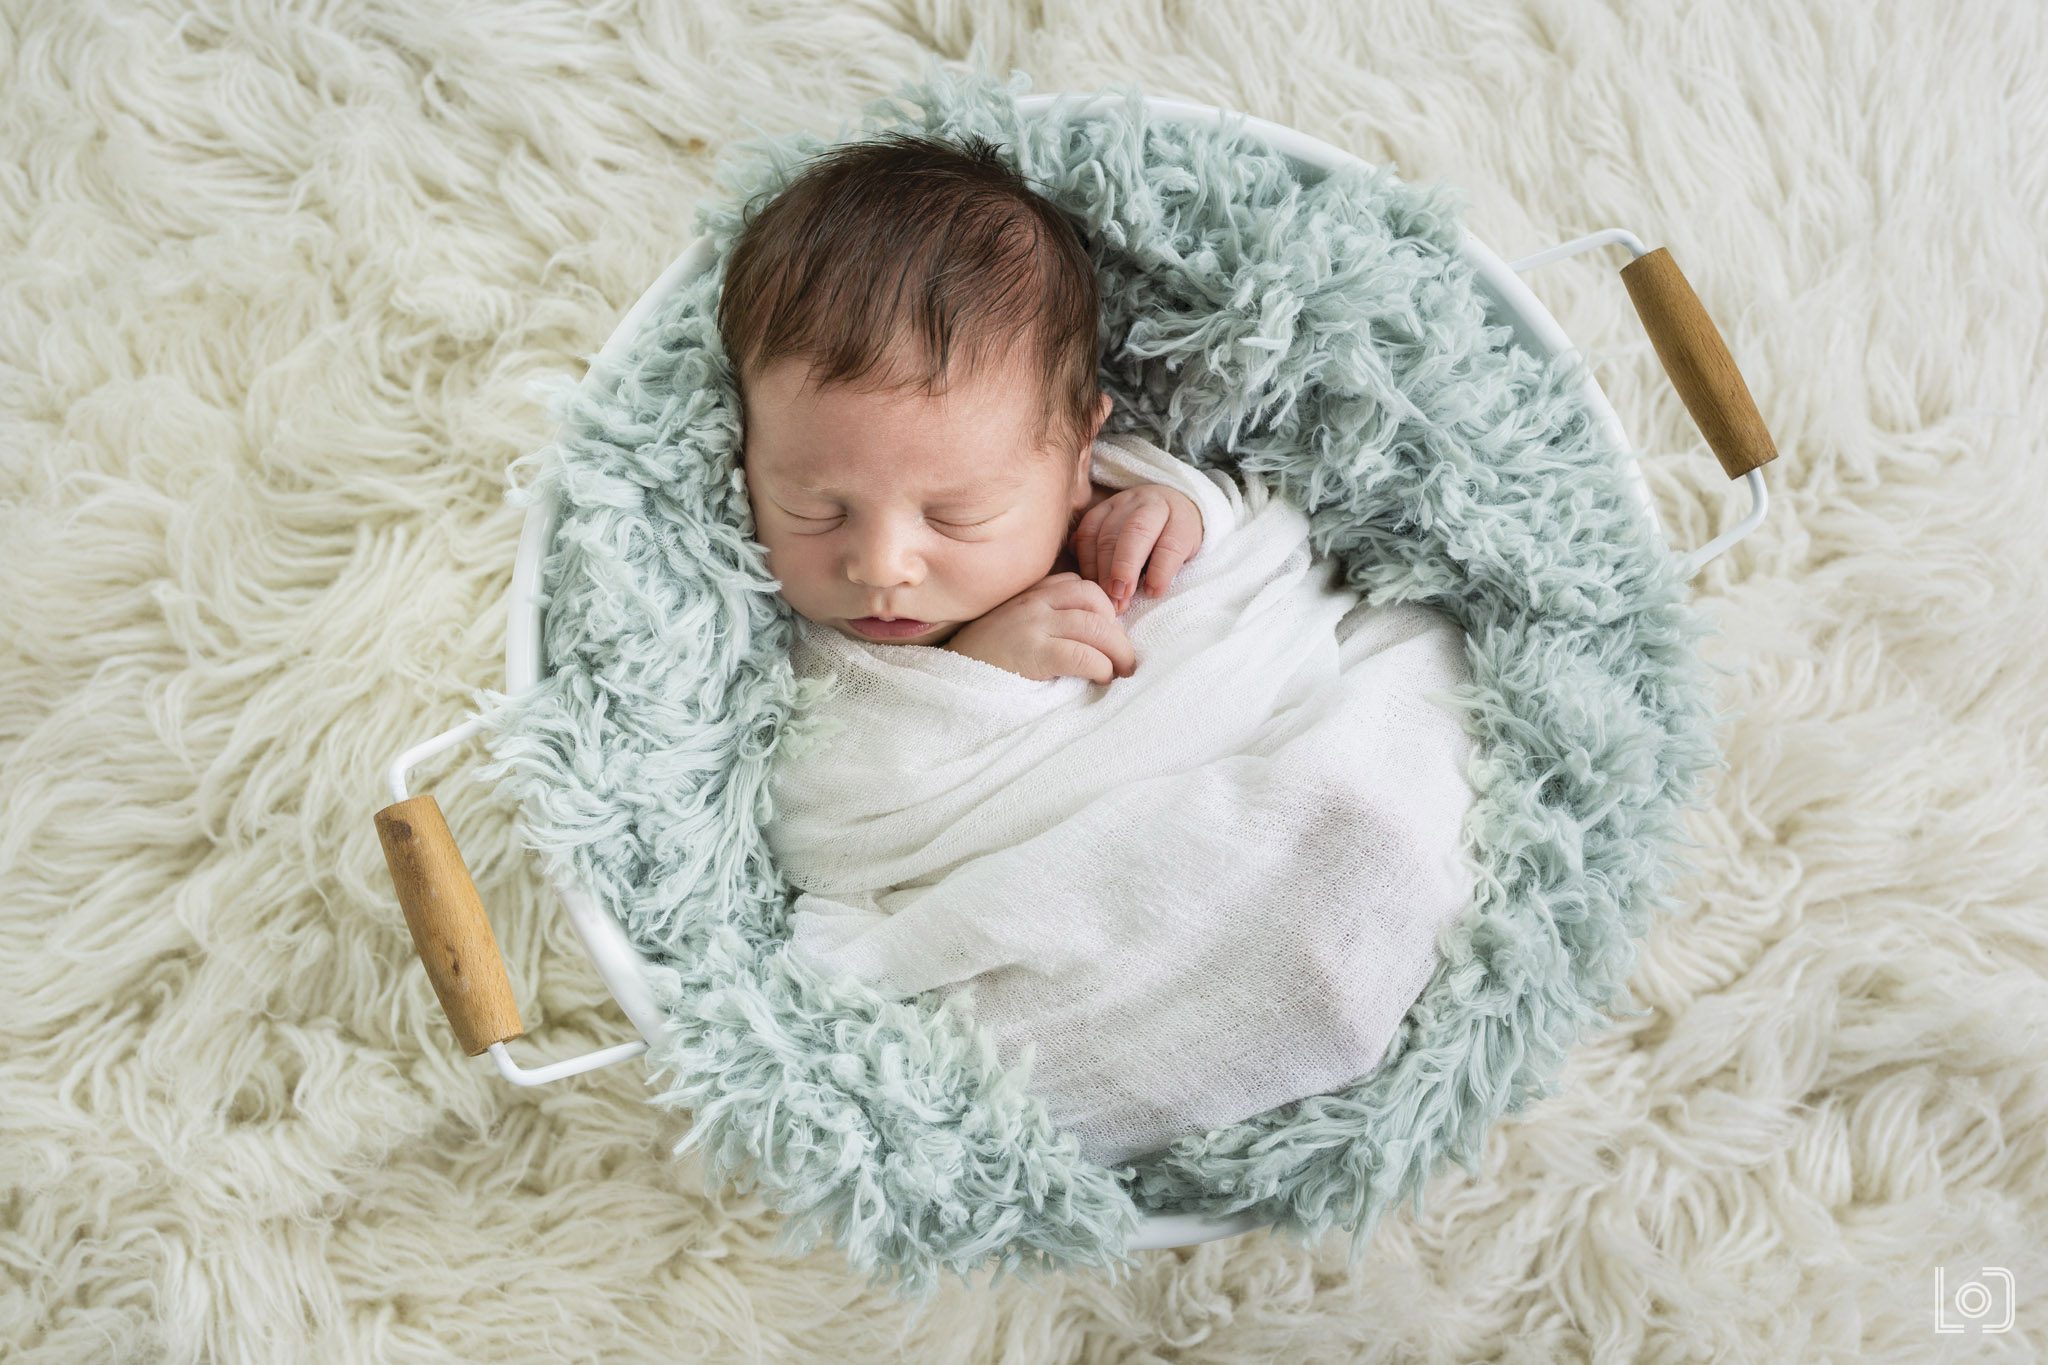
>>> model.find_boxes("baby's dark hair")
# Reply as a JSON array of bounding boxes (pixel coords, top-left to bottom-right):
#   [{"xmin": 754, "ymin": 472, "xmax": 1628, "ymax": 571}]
[{"xmin": 716, "ymin": 130, "xmax": 1104, "ymax": 459}]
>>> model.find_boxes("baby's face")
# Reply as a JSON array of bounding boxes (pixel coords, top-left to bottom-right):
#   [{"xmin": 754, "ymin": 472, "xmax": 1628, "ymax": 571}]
[{"xmin": 740, "ymin": 351, "xmax": 1103, "ymax": 648}]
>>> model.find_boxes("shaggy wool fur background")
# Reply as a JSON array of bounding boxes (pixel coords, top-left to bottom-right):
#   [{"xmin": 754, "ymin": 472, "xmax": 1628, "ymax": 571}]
[{"xmin": 3, "ymin": 1, "xmax": 2044, "ymax": 1360}]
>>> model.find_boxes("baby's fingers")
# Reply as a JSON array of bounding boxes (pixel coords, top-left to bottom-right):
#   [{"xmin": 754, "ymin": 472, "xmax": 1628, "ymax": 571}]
[
  {"xmin": 1071, "ymin": 499, "xmax": 1116, "ymax": 585},
  {"xmin": 1139, "ymin": 542, "xmax": 1193, "ymax": 597},
  {"xmin": 1138, "ymin": 495, "xmax": 1204, "ymax": 597},
  {"xmin": 1087, "ymin": 506, "xmax": 1146, "ymax": 607},
  {"xmin": 1055, "ymin": 608, "xmax": 1136, "ymax": 681},
  {"xmin": 1105, "ymin": 515, "xmax": 1170, "ymax": 607}
]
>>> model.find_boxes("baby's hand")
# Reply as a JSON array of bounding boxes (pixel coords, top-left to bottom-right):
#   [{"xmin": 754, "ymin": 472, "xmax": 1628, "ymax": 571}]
[
  {"xmin": 944, "ymin": 573, "xmax": 1135, "ymax": 683},
  {"xmin": 1070, "ymin": 484, "xmax": 1204, "ymax": 612}
]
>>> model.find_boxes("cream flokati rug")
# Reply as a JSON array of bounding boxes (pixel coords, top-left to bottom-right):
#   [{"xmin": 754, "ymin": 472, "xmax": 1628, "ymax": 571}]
[{"xmin": 3, "ymin": 0, "xmax": 2046, "ymax": 1359}]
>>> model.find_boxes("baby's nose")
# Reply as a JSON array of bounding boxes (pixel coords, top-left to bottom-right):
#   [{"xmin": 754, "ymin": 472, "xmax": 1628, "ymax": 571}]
[{"xmin": 847, "ymin": 540, "xmax": 922, "ymax": 588}]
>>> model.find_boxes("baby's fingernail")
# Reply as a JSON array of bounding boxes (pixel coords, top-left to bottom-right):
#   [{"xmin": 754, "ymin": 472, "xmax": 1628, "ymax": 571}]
[{"xmin": 1110, "ymin": 578, "xmax": 1129, "ymax": 599}]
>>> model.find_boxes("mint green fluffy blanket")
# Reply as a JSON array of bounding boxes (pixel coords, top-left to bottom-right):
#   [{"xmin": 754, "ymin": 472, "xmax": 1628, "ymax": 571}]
[{"xmin": 472, "ymin": 62, "xmax": 1724, "ymax": 1298}]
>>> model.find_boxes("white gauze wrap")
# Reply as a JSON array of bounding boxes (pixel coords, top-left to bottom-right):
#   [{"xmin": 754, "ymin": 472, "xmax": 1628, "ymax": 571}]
[{"xmin": 764, "ymin": 431, "xmax": 1483, "ymax": 1166}]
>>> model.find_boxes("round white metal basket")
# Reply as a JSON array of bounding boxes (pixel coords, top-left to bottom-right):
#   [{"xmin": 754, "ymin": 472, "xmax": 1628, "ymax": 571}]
[{"xmin": 376, "ymin": 92, "xmax": 1775, "ymax": 1255}]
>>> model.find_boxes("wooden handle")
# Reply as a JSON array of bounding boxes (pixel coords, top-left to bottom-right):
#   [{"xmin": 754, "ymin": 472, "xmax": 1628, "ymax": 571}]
[
  {"xmin": 1620, "ymin": 246, "xmax": 1779, "ymax": 480},
  {"xmin": 374, "ymin": 793, "xmax": 524, "ymax": 1056}
]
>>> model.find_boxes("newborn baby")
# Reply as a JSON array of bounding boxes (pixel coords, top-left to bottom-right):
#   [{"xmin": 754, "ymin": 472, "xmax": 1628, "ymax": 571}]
[
  {"xmin": 719, "ymin": 131, "xmax": 1481, "ymax": 1165},
  {"xmin": 719, "ymin": 130, "xmax": 1196, "ymax": 682}
]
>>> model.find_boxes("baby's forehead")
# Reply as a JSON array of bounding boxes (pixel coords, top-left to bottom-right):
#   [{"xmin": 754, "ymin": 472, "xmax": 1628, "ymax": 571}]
[{"xmin": 743, "ymin": 364, "xmax": 1056, "ymax": 478}]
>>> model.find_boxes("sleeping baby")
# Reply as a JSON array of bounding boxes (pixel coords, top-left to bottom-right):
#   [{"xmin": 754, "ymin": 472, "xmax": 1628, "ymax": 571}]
[
  {"xmin": 720, "ymin": 131, "xmax": 1482, "ymax": 1166},
  {"xmin": 720, "ymin": 135, "xmax": 1198, "ymax": 683}
]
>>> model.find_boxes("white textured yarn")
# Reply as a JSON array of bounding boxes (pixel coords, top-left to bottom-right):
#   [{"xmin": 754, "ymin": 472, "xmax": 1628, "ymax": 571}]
[{"xmin": 764, "ymin": 432, "xmax": 1482, "ymax": 1165}]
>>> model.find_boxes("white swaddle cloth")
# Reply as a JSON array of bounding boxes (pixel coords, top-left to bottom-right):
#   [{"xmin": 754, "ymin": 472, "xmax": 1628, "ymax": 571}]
[{"xmin": 764, "ymin": 431, "xmax": 1483, "ymax": 1166}]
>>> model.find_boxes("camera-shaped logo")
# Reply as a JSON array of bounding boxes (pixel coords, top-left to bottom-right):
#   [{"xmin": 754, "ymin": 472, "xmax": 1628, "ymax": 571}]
[{"xmin": 1934, "ymin": 1266, "xmax": 2014, "ymax": 1334}]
